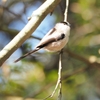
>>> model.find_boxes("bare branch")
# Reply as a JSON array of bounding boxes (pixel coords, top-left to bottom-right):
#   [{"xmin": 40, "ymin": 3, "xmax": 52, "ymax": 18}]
[
  {"xmin": 64, "ymin": 0, "xmax": 69, "ymax": 22},
  {"xmin": 43, "ymin": 52, "xmax": 63, "ymax": 100},
  {"xmin": 58, "ymin": 52, "xmax": 62, "ymax": 100},
  {"xmin": 66, "ymin": 49, "xmax": 100, "ymax": 68}
]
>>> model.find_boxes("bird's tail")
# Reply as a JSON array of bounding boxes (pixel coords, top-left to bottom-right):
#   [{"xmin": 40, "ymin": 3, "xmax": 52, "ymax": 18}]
[{"xmin": 14, "ymin": 48, "xmax": 40, "ymax": 63}]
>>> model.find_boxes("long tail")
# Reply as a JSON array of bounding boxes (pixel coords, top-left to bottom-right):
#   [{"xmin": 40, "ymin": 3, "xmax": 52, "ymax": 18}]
[{"xmin": 14, "ymin": 47, "xmax": 40, "ymax": 63}]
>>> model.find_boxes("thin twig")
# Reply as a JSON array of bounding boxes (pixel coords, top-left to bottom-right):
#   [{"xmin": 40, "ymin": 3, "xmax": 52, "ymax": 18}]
[
  {"xmin": 64, "ymin": 0, "xmax": 69, "ymax": 22},
  {"xmin": 57, "ymin": 52, "xmax": 62, "ymax": 100},
  {"xmin": 0, "ymin": 5, "xmax": 26, "ymax": 24},
  {"xmin": 43, "ymin": 52, "xmax": 63, "ymax": 100}
]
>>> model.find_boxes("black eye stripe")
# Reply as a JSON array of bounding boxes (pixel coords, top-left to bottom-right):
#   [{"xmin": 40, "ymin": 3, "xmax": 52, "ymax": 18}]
[
  {"xmin": 57, "ymin": 33, "xmax": 65, "ymax": 41},
  {"xmin": 61, "ymin": 33, "xmax": 65, "ymax": 39}
]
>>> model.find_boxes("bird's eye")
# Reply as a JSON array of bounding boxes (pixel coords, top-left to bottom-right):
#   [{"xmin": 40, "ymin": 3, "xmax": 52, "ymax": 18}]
[{"xmin": 61, "ymin": 33, "xmax": 65, "ymax": 39}]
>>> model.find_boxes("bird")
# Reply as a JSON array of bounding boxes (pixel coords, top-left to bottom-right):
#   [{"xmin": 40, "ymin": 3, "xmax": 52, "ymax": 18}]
[{"xmin": 14, "ymin": 21, "xmax": 70, "ymax": 62}]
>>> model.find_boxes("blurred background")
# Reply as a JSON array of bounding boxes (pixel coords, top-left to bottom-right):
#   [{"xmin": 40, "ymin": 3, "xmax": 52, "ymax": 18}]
[{"xmin": 0, "ymin": 0, "xmax": 100, "ymax": 100}]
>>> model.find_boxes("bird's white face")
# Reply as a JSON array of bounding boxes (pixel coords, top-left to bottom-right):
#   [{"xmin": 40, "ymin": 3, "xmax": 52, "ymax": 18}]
[{"xmin": 44, "ymin": 22, "xmax": 70, "ymax": 52}]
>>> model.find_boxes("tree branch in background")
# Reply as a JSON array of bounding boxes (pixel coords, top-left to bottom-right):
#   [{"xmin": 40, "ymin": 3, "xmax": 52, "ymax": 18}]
[
  {"xmin": 0, "ymin": 0, "xmax": 61, "ymax": 67},
  {"xmin": 0, "ymin": 26, "xmax": 41, "ymax": 40},
  {"xmin": 66, "ymin": 49, "xmax": 100, "ymax": 68}
]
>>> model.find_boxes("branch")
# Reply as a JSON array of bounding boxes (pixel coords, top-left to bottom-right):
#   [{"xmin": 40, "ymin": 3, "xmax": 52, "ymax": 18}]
[
  {"xmin": 58, "ymin": 53, "xmax": 62, "ymax": 100},
  {"xmin": 64, "ymin": 0, "xmax": 69, "ymax": 22},
  {"xmin": 0, "ymin": 0, "xmax": 61, "ymax": 67},
  {"xmin": 43, "ymin": 53, "xmax": 62, "ymax": 100},
  {"xmin": 66, "ymin": 49, "xmax": 100, "ymax": 68},
  {"xmin": 0, "ymin": 26, "xmax": 41, "ymax": 40}
]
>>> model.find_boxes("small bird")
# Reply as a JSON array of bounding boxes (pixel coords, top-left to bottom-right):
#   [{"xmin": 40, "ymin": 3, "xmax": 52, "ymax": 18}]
[{"xmin": 15, "ymin": 21, "xmax": 70, "ymax": 62}]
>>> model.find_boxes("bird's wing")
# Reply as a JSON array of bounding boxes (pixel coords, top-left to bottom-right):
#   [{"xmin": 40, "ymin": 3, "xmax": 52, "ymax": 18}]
[
  {"xmin": 36, "ymin": 29, "xmax": 65, "ymax": 48},
  {"xmin": 35, "ymin": 28, "xmax": 56, "ymax": 47}
]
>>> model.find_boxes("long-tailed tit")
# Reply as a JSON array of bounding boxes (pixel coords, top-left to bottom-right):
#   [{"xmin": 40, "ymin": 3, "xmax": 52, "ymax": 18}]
[{"xmin": 15, "ymin": 21, "xmax": 70, "ymax": 62}]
